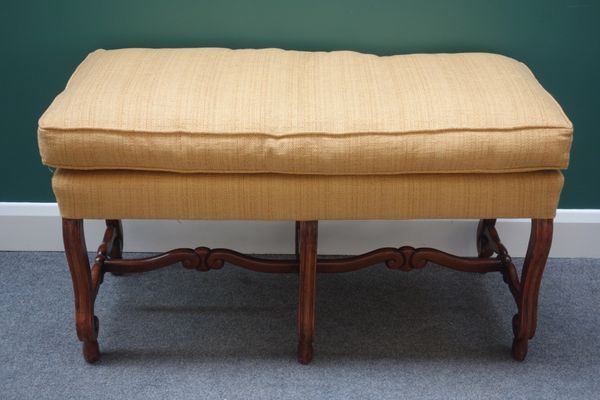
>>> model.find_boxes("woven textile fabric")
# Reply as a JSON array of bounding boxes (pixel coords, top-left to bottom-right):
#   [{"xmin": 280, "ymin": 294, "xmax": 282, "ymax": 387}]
[
  {"xmin": 38, "ymin": 48, "xmax": 572, "ymax": 175},
  {"xmin": 53, "ymin": 169, "xmax": 563, "ymax": 220}
]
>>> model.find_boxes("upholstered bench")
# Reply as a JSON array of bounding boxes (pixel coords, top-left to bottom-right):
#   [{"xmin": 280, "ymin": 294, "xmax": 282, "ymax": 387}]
[{"xmin": 38, "ymin": 48, "xmax": 572, "ymax": 364}]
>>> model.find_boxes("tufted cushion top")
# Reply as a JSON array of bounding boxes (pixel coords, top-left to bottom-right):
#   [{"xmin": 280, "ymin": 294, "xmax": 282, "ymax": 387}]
[{"xmin": 38, "ymin": 48, "xmax": 572, "ymax": 175}]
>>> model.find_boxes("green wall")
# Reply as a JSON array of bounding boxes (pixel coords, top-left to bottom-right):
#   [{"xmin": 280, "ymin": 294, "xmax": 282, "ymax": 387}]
[{"xmin": 1, "ymin": 0, "xmax": 598, "ymax": 207}]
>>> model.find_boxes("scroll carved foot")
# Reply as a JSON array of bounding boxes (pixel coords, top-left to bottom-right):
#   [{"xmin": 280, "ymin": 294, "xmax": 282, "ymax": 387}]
[
  {"xmin": 511, "ymin": 337, "xmax": 528, "ymax": 361},
  {"xmin": 297, "ymin": 340, "xmax": 314, "ymax": 365},
  {"xmin": 82, "ymin": 341, "xmax": 100, "ymax": 363},
  {"xmin": 82, "ymin": 316, "xmax": 100, "ymax": 362}
]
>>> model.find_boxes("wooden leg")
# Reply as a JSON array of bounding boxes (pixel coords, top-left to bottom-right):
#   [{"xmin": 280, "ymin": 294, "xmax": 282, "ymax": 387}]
[
  {"xmin": 511, "ymin": 219, "xmax": 553, "ymax": 361},
  {"xmin": 106, "ymin": 220, "xmax": 125, "ymax": 275},
  {"xmin": 57, "ymin": 216, "xmax": 550, "ymax": 362},
  {"xmin": 476, "ymin": 219, "xmax": 497, "ymax": 258},
  {"xmin": 106, "ymin": 220, "xmax": 123, "ymax": 259},
  {"xmin": 295, "ymin": 221, "xmax": 301, "ymax": 259},
  {"xmin": 297, "ymin": 221, "xmax": 318, "ymax": 364},
  {"xmin": 62, "ymin": 218, "xmax": 100, "ymax": 363}
]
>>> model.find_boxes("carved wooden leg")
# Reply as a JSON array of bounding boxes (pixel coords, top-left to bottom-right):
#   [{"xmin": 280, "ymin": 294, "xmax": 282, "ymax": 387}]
[
  {"xmin": 476, "ymin": 219, "xmax": 497, "ymax": 258},
  {"xmin": 295, "ymin": 221, "xmax": 301, "ymax": 259},
  {"xmin": 297, "ymin": 221, "xmax": 318, "ymax": 364},
  {"xmin": 511, "ymin": 219, "xmax": 553, "ymax": 361},
  {"xmin": 62, "ymin": 218, "xmax": 100, "ymax": 363},
  {"xmin": 106, "ymin": 220, "xmax": 124, "ymax": 275},
  {"xmin": 106, "ymin": 219, "xmax": 123, "ymax": 259}
]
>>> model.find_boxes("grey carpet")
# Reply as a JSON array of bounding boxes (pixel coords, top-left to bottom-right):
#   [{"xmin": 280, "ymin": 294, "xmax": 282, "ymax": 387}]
[{"xmin": 0, "ymin": 252, "xmax": 599, "ymax": 400}]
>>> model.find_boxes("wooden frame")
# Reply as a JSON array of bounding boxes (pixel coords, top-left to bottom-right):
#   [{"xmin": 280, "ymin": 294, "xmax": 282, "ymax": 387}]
[{"xmin": 62, "ymin": 217, "xmax": 552, "ymax": 363}]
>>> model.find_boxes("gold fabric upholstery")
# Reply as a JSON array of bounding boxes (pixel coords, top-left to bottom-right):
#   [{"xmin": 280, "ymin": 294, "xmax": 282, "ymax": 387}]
[
  {"xmin": 38, "ymin": 48, "xmax": 572, "ymax": 175},
  {"xmin": 52, "ymin": 169, "xmax": 563, "ymax": 220},
  {"xmin": 40, "ymin": 48, "xmax": 571, "ymax": 221}
]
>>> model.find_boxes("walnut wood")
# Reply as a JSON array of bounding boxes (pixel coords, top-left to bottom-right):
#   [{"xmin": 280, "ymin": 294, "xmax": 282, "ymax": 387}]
[
  {"xmin": 297, "ymin": 221, "xmax": 318, "ymax": 364},
  {"xmin": 62, "ymin": 218, "xmax": 100, "ymax": 363},
  {"xmin": 406, "ymin": 247, "xmax": 504, "ymax": 273},
  {"xmin": 90, "ymin": 221, "xmax": 118, "ymax": 299},
  {"xmin": 61, "ymin": 217, "xmax": 553, "ymax": 363},
  {"xmin": 205, "ymin": 248, "xmax": 298, "ymax": 273},
  {"xmin": 104, "ymin": 246, "xmax": 503, "ymax": 275},
  {"xmin": 90, "ymin": 264, "xmax": 102, "ymax": 303},
  {"xmin": 104, "ymin": 247, "xmax": 298, "ymax": 274},
  {"xmin": 511, "ymin": 219, "xmax": 553, "ymax": 361},
  {"xmin": 476, "ymin": 219, "xmax": 497, "ymax": 258},
  {"xmin": 105, "ymin": 219, "xmax": 123, "ymax": 259},
  {"xmin": 317, "ymin": 247, "xmax": 401, "ymax": 272},
  {"xmin": 104, "ymin": 248, "xmax": 210, "ymax": 273},
  {"xmin": 317, "ymin": 246, "xmax": 503, "ymax": 273},
  {"xmin": 476, "ymin": 218, "xmax": 554, "ymax": 360},
  {"xmin": 295, "ymin": 221, "xmax": 301, "ymax": 259},
  {"xmin": 478, "ymin": 220, "xmax": 521, "ymax": 303},
  {"xmin": 105, "ymin": 220, "xmax": 124, "ymax": 276}
]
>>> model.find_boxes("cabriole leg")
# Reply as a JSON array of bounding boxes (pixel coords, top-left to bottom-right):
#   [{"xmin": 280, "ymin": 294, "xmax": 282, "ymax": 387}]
[
  {"xmin": 62, "ymin": 218, "xmax": 100, "ymax": 363},
  {"xmin": 297, "ymin": 221, "xmax": 318, "ymax": 364},
  {"xmin": 511, "ymin": 218, "xmax": 553, "ymax": 361}
]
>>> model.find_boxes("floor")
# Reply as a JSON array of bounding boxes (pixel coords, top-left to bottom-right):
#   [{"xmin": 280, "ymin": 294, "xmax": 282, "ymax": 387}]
[{"xmin": 1, "ymin": 252, "xmax": 599, "ymax": 399}]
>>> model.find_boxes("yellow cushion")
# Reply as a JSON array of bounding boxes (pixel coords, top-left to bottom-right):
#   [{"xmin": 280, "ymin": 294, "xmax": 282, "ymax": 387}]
[
  {"xmin": 39, "ymin": 48, "xmax": 572, "ymax": 175},
  {"xmin": 53, "ymin": 169, "xmax": 563, "ymax": 220}
]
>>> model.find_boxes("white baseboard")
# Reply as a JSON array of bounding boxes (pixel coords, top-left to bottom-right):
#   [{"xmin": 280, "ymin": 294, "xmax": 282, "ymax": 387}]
[{"xmin": 1, "ymin": 203, "xmax": 599, "ymax": 257}]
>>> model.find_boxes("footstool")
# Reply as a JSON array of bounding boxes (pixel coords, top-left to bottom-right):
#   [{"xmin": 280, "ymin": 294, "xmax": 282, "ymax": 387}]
[{"xmin": 38, "ymin": 48, "xmax": 572, "ymax": 364}]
